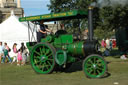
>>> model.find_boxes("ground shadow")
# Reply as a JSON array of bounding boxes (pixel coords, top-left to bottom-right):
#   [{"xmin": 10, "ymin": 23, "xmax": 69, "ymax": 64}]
[
  {"xmin": 103, "ymin": 48, "xmax": 121, "ymax": 58},
  {"xmin": 65, "ymin": 61, "xmax": 83, "ymax": 72},
  {"xmin": 54, "ymin": 61, "xmax": 83, "ymax": 73},
  {"xmin": 110, "ymin": 49, "xmax": 120, "ymax": 58}
]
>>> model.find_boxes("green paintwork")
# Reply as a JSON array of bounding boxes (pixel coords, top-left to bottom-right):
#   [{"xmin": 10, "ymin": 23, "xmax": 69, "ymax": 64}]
[
  {"xmin": 19, "ymin": 10, "xmax": 88, "ymax": 22},
  {"xmin": 66, "ymin": 55, "xmax": 76, "ymax": 63},
  {"xmin": 60, "ymin": 34, "xmax": 73, "ymax": 44},
  {"xmin": 30, "ymin": 43, "xmax": 56, "ymax": 74},
  {"xmin": 83, "ymin": 54, "xmax": 107, "ymax": 78},
  {"xmin": 53, "ymin": 34, "xmax": 73, "ymax": 48},
  {"xmin": 26, "ymin": 42, "xmax": 37, "ymax": 51},
  {"xmin": 55, "ymin": 50, "xmax": 67, "ymax": 65},
  {"xmin": 67, "ymin": 41, "xmax": 84, "ymax": 55},
  {"xmin": 41, "ymin": 35, "xmax": 54, "ymax": 43}
]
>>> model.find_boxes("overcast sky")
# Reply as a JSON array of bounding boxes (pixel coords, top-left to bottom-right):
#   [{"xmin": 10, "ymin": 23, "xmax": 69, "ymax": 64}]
[{"xmin": 21, "ymin": 0, "xmax": 50, "ymax": 16}]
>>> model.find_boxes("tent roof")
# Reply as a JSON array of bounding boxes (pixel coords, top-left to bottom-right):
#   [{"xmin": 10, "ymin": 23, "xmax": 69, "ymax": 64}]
[
  {"xmin": 0, "ymin": 14, "xmax": 31, "ymax": 42},
  {"xmin": 19, "ymin": 10, "xmax": 88, "ymax": 22}
]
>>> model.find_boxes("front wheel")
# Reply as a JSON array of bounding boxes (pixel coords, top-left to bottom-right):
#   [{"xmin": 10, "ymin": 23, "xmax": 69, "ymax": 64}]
[
  {"xmin": 83, "ymin": 54, "xmax": 107, "ymax": 78},
  {"xmin": 30, "ymin": 42, "xmax": 56, "ymax": 74}
]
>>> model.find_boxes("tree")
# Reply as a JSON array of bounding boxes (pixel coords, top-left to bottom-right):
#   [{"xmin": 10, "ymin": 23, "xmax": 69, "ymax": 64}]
[
  {"xmin": 47, "ymin": 0, "xmax": 97, "ymax": 33},
  {"xmin": 94, "ymin": 5, "xmax": 128, "ymax": 39},
  {"xmin": 47, "ymin": 0, "xmax": 128, "ymax": 40}
]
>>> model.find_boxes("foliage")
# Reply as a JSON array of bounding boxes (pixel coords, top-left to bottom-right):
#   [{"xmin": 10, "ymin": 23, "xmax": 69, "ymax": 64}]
[
  {"xmin": 47, "ymin": 0, "xmax": 128, "ymax": 39},
  {"xmin": 47, "ymin": 0, "xmax": 94, "ymax": 34}
]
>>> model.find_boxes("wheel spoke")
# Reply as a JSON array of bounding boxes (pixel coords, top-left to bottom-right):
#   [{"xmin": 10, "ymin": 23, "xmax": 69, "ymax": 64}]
[
  {"xmin": 40, "ymin": 47, "xmax": 43, "ymax": 55},
  {"xmin": 47, "ymin": 59, "xmax": 53, "ymax": 61},
  {"xmin": 34, "ymin": 59, "xmax": 40, "ymax": 64},
  {"xmin": 44, "ymin": 62, "xmax": 49, "ymax": 70},
  {"xmin": 94, "ymin": 69, "xmax": 96, "ymax": 75},
  {"xmin": 42, "ymin": 63, "xmax": 45, "ymax": 71},
  {"xmin": 47, "ymin": 53, "xmax": 52, "ymax": 58},
  {"xmin": 42, "ymin": 46, "xmax": 45, "ymax": 53},
  {"xmin": 88, "ymin": 68, "xmax": 94, "ymax": 74},
  {"xmin": 45, "ymin": 49, "xmax": 50, "ymax": 55},
  {"xmin": 96, "ymin": 59, "xmax": 102, "ymax": 64},
  {"xmin": 34, "ymin": 51, "xmax": 41, "ymax": 56},
  {"xmin": 96, "ymin": 69, "xmax": 101, "ymax": 74},
  {"xmin": 88, "ymin": 59, "xmax": 93, "ymax": 64},
  {"xmin": 34, "ymin": 56, "xmax": 40, "ymax": 59},
  {"xmin": 37, "ymin": 62, "xmax": 42, "ymax": 69},
  {"xmin": 97, "ymin": 66, "xmax": 103, "ymax": 70},
  {"xmin": 94, "ymin": 57, "xmax": 96, "ymax": 64},
  {"xmin": 47, "ymin": 61, "xmax": 52, "ymax": 66},
  {"xmin": 86, "ymin": 63, "xmax": 92, "ymax": 67}
]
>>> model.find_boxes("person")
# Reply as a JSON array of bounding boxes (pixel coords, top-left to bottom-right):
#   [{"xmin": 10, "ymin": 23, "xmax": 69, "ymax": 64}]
[
  {"xmin": 103, "ymin": 48, "xmax": 110, "ymax": 56},
  {"xmin": 104, "ymin": 40, "xmax": 106, "ymax": 48},
  {"xmin": 101, "ymin": 39, "xmax": 105, "ymax": 48},
  {"xmin": 11, "ymin": 43, "xmax": 18, "ymax": 64},
  {"xmin": 0, "ymin": 42, "xmax": 4, "ymax": 63},
  {"xmin": 81, "ymin": 29, "xmax": 88, "ymax": 40},
  {"xmin": 110, "ymin": 39, "xmax": 113, "ymax": 51},
  {"xmin": 112, "ymin": 39, "xmax": 116, "ymax": 48},
  {"xmin": 106, "ymin": 38, "xmax": 110, "ymax": 49},
  {"xmin": 2, "ymin": 42, "xmax": 12, "ymax": 63},
  {"xmin": 17, "ymin": 49, "xmax": 23, "ymax": 66},
  {"xmin": 20, "ymin": 43, "xmax": 28, "ymax": 65},
  {"xmin": 36, "ymin": 21, "xmax": 51, "ymax": 42}
]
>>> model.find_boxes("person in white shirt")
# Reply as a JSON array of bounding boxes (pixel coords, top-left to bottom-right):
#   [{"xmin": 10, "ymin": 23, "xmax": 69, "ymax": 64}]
[{"xmin": 106, "ymin": 38, "xmax": 110, "ymax": 49}]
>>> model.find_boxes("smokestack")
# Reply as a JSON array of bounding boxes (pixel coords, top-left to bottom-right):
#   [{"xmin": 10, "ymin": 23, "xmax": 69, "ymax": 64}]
[
  {"xmin": 88, "ymin": 6, "xmax": 94, "ymax": 41},
  {"xmin": 17, "ymin": 0, "xmax": 21, "ymax": 8},
  {"xmin": 1, "ymin": 0, "xmax": 4, "ymax": 8}
]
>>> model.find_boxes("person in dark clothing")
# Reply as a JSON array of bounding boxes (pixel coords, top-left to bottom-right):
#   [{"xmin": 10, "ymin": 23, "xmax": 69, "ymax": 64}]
[
  {"xmin": 19, "ymin": 43, "xmax": 28, "ymax": 65},
  {"xmin": 37, "ymin": 21, "xmax": 51, "ymax": 42},
  {"xmin": 20, "ymin": 43, "xmax": 26, "ymax": 53}
]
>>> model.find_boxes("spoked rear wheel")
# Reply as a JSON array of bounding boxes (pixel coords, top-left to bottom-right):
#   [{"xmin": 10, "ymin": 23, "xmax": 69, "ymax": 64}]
[
  {"xmin": 30, "ymin": 42, "xmax": 56, "ymax": 74},
  {"xmin": 83, "ymin": 54, "xmax": 107, "ymax": 78}
]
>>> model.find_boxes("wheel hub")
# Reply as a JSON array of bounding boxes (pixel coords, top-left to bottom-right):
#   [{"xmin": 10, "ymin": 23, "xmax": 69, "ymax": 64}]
[
  {"xmin": 93, "ymin": 64, "xmax": 96, "ymax": 69},
  {"xmin": 41, "ymin": 55, "xmax": 47, "ymax": 61}
]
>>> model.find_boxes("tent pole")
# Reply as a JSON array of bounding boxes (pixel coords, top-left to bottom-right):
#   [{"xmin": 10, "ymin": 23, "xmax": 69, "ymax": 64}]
[{"xmin": 27, "ymin": 21, "xmax": 30, "ymax": 42}]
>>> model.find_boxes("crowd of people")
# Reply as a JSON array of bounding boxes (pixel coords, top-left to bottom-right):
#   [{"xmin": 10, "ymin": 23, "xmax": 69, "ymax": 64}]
[
  {"xmin": 101, "ymin": 38, "xmax": 116, "ymax": 56},
  {"xmin": 0, "ymin": 42, "xmax": 28, "ymax": 66}
]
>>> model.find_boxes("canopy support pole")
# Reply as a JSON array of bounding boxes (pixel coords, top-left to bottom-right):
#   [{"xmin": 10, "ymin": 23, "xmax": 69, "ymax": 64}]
[{"xmin": 27, "ymin": 21, "xmax": 30, "ymax": 42}]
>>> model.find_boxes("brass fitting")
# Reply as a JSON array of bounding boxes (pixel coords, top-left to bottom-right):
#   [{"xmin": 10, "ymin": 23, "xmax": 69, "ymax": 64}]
[{"xmin": 88, "ymin": 6, "xmax": 94, "ymax": 9}]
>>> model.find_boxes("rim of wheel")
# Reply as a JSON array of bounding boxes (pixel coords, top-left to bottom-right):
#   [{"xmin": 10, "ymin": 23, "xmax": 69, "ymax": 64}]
[
  {"xmin": 83, "ymin": 54, "xmax": 107, "ymax": 78},
  {"xmin": 30, "ymin": 43, "xmax": 56, "ymax": 74}
]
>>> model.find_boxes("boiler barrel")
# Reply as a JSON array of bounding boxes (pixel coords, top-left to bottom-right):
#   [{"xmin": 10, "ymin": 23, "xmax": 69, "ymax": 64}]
[
  {"xmin": 66, "ymin": 40, "xmax": 98, "ymax": 56},
  {"xmin": 67, "ymin": 41, "xmax": 84, "ymax": 55}
]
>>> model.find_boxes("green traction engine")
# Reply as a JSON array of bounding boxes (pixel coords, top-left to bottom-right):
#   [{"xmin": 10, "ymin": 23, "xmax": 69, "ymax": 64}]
[{"xmin": 19, "ymin": 7, "xmax": 108, "ymax": 78}]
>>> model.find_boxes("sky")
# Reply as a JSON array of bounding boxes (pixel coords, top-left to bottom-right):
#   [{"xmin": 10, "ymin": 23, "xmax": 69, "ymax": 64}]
[{"xmin": 21, "ymin": 0, "xmax": 51, "ymax": 16}]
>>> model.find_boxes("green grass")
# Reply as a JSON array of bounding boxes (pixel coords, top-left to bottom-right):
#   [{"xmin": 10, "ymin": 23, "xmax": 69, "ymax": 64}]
[{"xmin": 0, "ymin": 56, "xmax": 128, "ymax": 85}]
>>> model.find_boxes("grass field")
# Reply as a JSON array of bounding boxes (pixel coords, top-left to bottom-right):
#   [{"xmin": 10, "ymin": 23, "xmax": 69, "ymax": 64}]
[{"xmin": 0, "ymin": 56, "xmax": 128, "ymax": 85}]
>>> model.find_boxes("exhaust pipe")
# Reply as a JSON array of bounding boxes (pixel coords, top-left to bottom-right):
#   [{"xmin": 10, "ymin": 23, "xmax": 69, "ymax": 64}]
[{"xmin": 88, "ymin": 6, "xmax": 94, "ymax": 41}]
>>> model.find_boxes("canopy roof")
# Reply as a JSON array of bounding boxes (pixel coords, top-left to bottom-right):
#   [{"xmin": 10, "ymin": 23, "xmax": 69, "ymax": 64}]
[{"xmin": 19, "ymin": 10, "xmax": 88, "ymax": 22}]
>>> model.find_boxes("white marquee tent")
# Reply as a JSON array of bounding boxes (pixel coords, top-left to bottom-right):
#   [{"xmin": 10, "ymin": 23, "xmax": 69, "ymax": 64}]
[{"xmin": 0, "ymin": 11, "xmax": 37, "ymax": 57}]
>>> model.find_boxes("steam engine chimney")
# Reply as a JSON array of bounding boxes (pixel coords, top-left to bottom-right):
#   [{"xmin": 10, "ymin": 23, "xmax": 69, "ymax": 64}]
[
  {"xmin": 88, "ymin": 6, "xmax": 94, "ymax": 41},
  {"xmin": 17, "ymin": 0, "xmax": 21, "ymax": 8}
]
